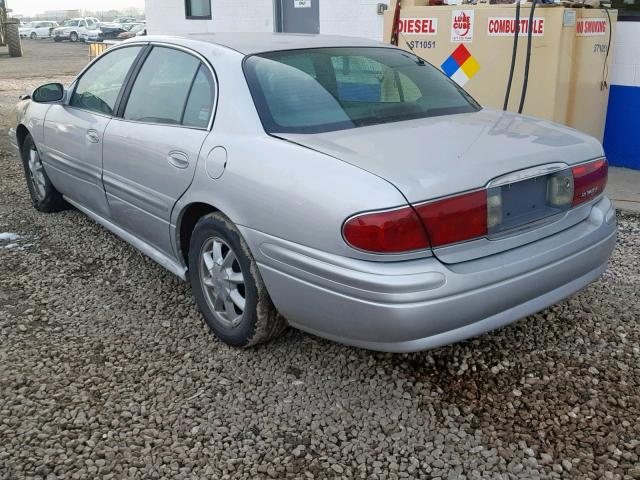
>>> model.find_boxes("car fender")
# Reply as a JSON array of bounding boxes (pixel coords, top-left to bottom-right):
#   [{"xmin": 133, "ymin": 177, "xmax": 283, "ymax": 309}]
[
  {"xmin": 16, "ymin": 101, "xmax": 53, "ymax": 157},
  {"xmin": 172, "ymin": 132, "xmax": 410, "ymax": 262}
]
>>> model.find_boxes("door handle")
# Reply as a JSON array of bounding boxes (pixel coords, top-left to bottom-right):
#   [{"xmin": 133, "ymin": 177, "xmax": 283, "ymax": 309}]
[
  {"xmin": 86, "ymin": 130, "xmax": 100, "ymax": 143},
  {"xmin": 168, "ymin": 151, "xmax": 189, "ymax": 169}
]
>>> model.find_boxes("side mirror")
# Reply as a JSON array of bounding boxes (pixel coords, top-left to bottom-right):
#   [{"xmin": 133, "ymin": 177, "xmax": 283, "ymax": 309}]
[{"xmin": 32, "ymin": 83, "xmax": 65, "ymax": 103}]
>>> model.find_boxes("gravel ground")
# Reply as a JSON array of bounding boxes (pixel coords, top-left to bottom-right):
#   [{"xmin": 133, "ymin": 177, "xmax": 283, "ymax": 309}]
[
  {"xmin": 0, "ymin": 40, "xmax": 87, "ymax": 129},
  {"xmin": 1, "ymin": 41, "xmax": 639, "ymax": 480}
]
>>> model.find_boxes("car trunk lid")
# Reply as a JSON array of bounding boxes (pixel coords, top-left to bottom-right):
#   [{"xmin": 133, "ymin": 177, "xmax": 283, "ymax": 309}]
[{"xmin": 278, "ymin": 109, "xmax": 605, "ymax": 262}]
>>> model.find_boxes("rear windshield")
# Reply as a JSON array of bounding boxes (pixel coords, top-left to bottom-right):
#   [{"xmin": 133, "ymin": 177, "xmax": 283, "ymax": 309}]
[{"xmin": 244, "ymin": 47, "xmax": 480, "ymax": 134}]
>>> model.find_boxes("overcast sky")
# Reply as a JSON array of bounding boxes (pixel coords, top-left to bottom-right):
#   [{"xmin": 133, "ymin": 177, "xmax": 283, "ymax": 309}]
[{"xmin": 10, "ymin": 0, "xmax": 145, "ymax": 16}]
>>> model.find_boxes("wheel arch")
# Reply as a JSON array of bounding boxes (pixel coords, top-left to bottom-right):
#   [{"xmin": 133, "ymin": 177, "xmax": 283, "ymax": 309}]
[
  {"xmin": 177, "ymin": 202, "xmax": 221, "ymax": 265},
  {"xmin": 16, "ymin": 124, "xmax": 30, "ymax": 154}
]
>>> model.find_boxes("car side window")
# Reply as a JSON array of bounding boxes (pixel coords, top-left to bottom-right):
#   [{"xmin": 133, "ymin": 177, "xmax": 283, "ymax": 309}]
[
  {"xmin": 123, "ymin": 47, "xmax": 201, "ymax": 126},
  {"xmin": 182, "ymin": 65, "xmax": 215, "ymax": 128},
  {"xmin": 70, "ymin": 46, "xmax": 143, "ymax": 116}
]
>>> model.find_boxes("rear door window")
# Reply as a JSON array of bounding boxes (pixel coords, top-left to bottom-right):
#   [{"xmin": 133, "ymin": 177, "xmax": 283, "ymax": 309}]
[
  {"xmin": 124, "ymin": 47, "xmax": 211, "ymax": 127},
  {"xmin": 182, "ymin": 65, "xmax": 215, "ymax": 128}
]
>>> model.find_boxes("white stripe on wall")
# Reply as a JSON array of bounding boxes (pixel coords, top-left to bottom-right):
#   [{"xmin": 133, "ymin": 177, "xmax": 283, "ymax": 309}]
[{"xmin": 611, "ymin": 21, "xmax": 640, "ymax": 87}]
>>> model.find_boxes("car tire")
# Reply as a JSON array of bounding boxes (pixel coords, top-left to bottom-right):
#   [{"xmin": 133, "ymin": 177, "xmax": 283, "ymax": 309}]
[
  {"xmin": 30, "ymin": 32, "xmax": 37, "ymax": 40},
  {"xmin": 5, "ymin": 22, "xmax": 23, "ymax": 57},
  {"xmin": 69, "ymin": 32, "xmax": 78, "ymax": 42},
  {"xmin": 20, "ymin": 133, "xmax": 67, "ymax": 213},
  {"xmin": 188, "ymin": 212, "xmax": 286, "ymax": 347},
  {"xmin": 54, "ymin": 37, "xmax": 62, "ymax": 42}
]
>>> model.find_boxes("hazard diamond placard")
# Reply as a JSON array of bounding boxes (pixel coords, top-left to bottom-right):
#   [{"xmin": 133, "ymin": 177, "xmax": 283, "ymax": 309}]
[{"xmin": 440, "ymin": 44, "xmax": 480, "ymax": 87}]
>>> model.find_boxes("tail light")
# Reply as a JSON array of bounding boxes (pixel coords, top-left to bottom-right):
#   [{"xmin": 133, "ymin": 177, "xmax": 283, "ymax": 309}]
[
  {"xmin": 414, "ymin": 190, "xmax": 488, "ymax": 247},
  {"xmin": 572, "ymin": 158, "xmax": 608, "ymax": 206},
  {"xmin": 342, "ymin": 206, "xmax": 430, "ymax": 253},
  {"xmin": 343, "ymin": 158, "xmax": 607, "ymax": 254}
]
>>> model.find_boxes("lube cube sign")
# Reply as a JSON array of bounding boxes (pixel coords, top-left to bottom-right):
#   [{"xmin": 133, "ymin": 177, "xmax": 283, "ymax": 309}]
[{"xmin": 451, "ymin": 10, "xmax": 474, "ymax": 43}]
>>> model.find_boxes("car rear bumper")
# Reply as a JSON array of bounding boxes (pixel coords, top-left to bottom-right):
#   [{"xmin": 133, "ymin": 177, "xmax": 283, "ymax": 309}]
[{"xmin": 241, "ymin": 196, "xmax": 617, "ymax": 352}]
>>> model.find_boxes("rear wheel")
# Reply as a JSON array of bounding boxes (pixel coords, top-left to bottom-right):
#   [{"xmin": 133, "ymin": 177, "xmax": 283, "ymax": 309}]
[
  {"xmin": 69, "ymin": 32, "xmax": 78, "ymax": 42},
  {"xmin": 20, "ymin": 134, "xmax": 67, "ymax": 212},
  {"xmin": 188, "ymin": 212, "xmax": 286, "ymax": 347}
]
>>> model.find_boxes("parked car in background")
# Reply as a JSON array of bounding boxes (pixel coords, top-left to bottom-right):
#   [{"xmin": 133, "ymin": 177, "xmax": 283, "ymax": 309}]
[
  {"xmin": 117, "ymin": 23, "xmax": 146, "ymax": 39},
  {"xmin": 18, "ymin": 22, "xmax": 33, "ymax": 37},
  {"xmin": 53, "ymin": 17, "xmax": 98, "ymax": 42},
  {"xmin": 81, "ymin": 23, "xmax": 126, "ymax": 42},
  {"xmin": 113, "ymin": 17, "xmax": 137, "ymax": 24},
  {"xmin": 12, "ymin": 34, "xmax": 616, "ymax": 352},
  {"xmin": 80, "ymin": 27, "xmax": 102, "ymax": 43},
  {"xmin": 19, "ymin": 20, "xmax": 58, "ymax": 39},
  {"xmin": 82, "ymin": 23, "xmax": 146, "ymax": 42}
]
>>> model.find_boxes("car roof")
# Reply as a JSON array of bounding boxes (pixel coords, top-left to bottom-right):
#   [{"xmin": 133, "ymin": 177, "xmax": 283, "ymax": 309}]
[{"xmin": 147, "ymin": 32, "xmax": 389, "ymax": 55}]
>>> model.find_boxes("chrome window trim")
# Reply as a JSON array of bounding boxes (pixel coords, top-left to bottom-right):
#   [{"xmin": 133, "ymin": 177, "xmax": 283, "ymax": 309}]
[
  {"xmin": 110, "ymin": 117, "xmax": 212, "ymax": 132},
  {"xmin": 120, "ymin": 41, "xmax": 219, "ymax": 131},
  {"xmin": 64, "ymin": 41, "xmax": 219, "ymax": 132},
  {"xmin": 65, "ymin": 43, "xmax": 149, "ymax": 118}
]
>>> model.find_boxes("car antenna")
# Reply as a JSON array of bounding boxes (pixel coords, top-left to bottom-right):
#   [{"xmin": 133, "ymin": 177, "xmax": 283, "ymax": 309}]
[{"xmin": 389, "ymin": 1, "xmax": 424, "ymax": 65}]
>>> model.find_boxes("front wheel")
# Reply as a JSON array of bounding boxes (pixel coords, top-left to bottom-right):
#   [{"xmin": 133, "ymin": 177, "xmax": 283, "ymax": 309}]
[
  {"xmin": 20, "ymin": 133, "xmax": 67, "ymax": 212},
  {"xmin": 69, "ymin": 32, "xmax": 78, "ymax": 42},
  {"xmin": 30, "ymin": 32, "xmax": 37, "ymax": 40},
  {"xmin": 188, "ymin": 212, "xmax": 286, "ymax": 347}
]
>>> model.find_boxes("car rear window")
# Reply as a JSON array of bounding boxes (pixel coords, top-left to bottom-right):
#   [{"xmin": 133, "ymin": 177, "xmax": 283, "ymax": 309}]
[{"xmin": 243, "ymin": 47, "xmax": 480, "ymax": 134}]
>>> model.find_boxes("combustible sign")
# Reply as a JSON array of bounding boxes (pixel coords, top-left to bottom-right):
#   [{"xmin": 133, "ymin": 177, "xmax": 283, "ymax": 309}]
[
  {"xmin": 451, "ymin": 10, "xmax": 474, "ymax": 43},
  {"xmin": 488, "ymin": 17, "xmax": 545, "ymax": 36},
  {"xmin": 441, "ymin": 44, "xmax": 480, "ymax": 87},
  {"xmin": 397, "ymin": 18, "xmax": 438, "ymax": 35},
  {"xmin": 576, "ymin": 19, "xmax": 607, "ymax": 36}
]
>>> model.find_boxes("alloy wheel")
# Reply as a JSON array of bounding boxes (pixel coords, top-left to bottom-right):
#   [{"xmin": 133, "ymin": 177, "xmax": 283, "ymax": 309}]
[
  {"xmin": 27, "ymin": 146, "xmax": 46, "ymax": 200},
  {"xmin": 199, "ymin": 237, "xmax": 246, "ymax": 328}
]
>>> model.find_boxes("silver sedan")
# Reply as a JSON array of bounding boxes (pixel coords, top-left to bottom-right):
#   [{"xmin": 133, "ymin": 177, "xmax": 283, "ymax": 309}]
[{"xmin": 11, "ymin": 33, "xmax": 616, "ymax": 352}]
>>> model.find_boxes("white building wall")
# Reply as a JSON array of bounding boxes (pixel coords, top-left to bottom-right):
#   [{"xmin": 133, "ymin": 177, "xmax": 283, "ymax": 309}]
[
  {"xmin": 145, "ymin": 0, "xmax": 274, "ymax": 35},
  {"xmin": 610, "ymin": 21, "xmax": 640, "ymax": 88},
  {"xmin": 145, "ymin": 0, "xmax": 388, "ymax": 40},
  {"xmin": 603, "ymin": 21, "xmax": 640, "ymax": 170},
  {"xmin": 319, "ymin": 0, "xmax": 389, "ymax": 41}
]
